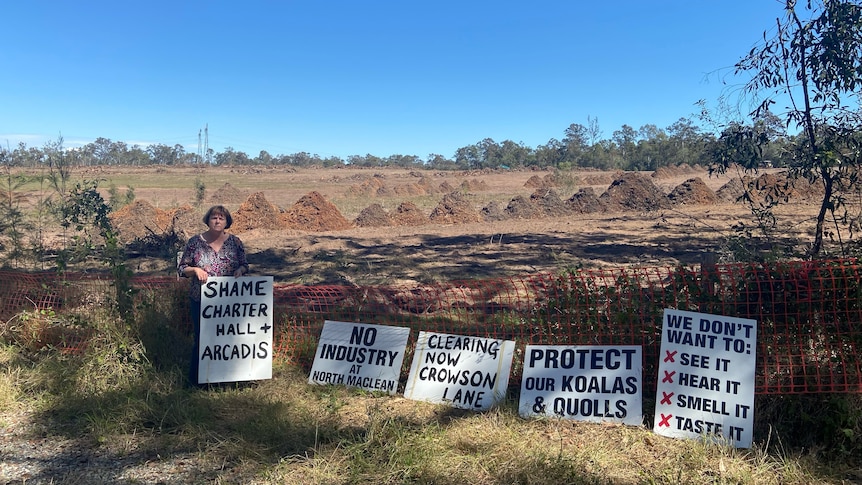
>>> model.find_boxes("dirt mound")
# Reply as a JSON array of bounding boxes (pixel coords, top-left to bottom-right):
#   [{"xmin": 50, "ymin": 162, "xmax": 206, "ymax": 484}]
[
  {"xmin": 579, "ymin": 171, "xmax": 623, "ymax": 186},
  {"xmin": 438, "ymin": 181, "xmax": 457, "ymax": 193},
  {"xmin": 417, "ymin": 177, "xmax": 442, "ymax": 195},
  {"xmin": 347, "ymin": 175, "xmax": 453, "ymax": 198},
  {"xmin": 354, "ymin": 203, "xmax": 392, "ymax": 227},
  {"xmin": 390, "ymin": 201, "xmax": 429, "ymax": 226},
  {"xmin": 110, "ymin": 200, "xmax": 173, "ymax": 243},
  {"xmin": 716, "ymin": 171, "xmax": 825, "ymax": 204},
  {"xmin": 719, "ymin": 172, "xmax": 793, "ymax": 207},
  {"xmin": 209, "ymin": 182, "xmax": 246, "ymax": 204},
  {"xmin": 653, "ymin": 164, "xmax": 703, "ymax": 179},
  {"xmin": 599, "ymin": 172, "xmax": 672, "ymax": 212},
  {"xmin": 667, "ymin": 177, "xmax": 719, "ymax": 205},
  {"xmin": 530, "ymin": 188, "xmax": 572, "ymax": 217},
  {"xmin": 232, "ymin": 192, "xmax": 286, "ymax": 233},
  {"xmin": 716, "ymin": 176, "xmax": 753, "ymax": 202},
  {"xmin": 282, "ymin": 191, "xmax": 353, "ymax": 232},
  {"xmin": 346, "ymin": 177, "xmax": 386, "ymax": 197},
  {"xmin": 651, "ymin": 166, "xmax": 677, "ymax": 179},
  {"xmin": 790, "ymin": 176, "xmax": 825, "ymax": 201},
  {"xmin": 505, "ymin": 195, "xmax": 544, "ymax": 219},
  {"xmin": 751, "ymin": 171, "xmax": 827, "ymax": 202},
  {"xmin": 392, "ymin": 183, "xmax": 427, "ymax": 196},
  {"xmin": 429, "ymin": 192, "xmax": 482, "ymax": 224},
  {"xmin": 460, "ymin": 178, "xmax": 490, "ymax": 192},
  {"xmin": 170, "ymin": 205, "xmax": 203, "ymax": 241},
  {"xmin": 567, "ymin": 187, "xmax": 608, "ymax": 213},
  {"xmin": 524, "ymin": 175, "xmax": 545, "ymax": 188},
  {"xmin": 480, "ymin": 201, "xmax": 507, "ymax": 221}
]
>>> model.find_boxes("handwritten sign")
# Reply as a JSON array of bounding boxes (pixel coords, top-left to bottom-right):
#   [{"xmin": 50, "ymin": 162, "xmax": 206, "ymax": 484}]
[
  {"xmin": 198, "ymin": 276, "xmax": 273, "ymax": 384},
  {"xmin": 519, "ymin": 345, "xmax": 642, "ymax": 425},
  {"xmin": 308, "ymin": 320, "xmax": 410, "ymax": 394},
  {"xmin": 653, "ymin": 309, "xmax": 757, "ymax": 448},
  {"xmin": 404, "ymin": 331, "xmax": 515, "ymax": 411}
]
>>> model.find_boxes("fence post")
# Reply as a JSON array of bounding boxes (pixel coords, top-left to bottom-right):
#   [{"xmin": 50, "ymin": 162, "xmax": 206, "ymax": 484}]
[{"xmin": 700, "ymin": 252, "xmax": 717, "ymax": 312}]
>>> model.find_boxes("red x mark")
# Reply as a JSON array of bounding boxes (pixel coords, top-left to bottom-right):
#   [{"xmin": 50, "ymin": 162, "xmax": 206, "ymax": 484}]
[
  {"xmin": 664, "ymin": 350, "xmax": 677, "ymax": 363},
  {"xmin": 658, "ymin": 413, "xmax": 673, "ymax": 427},
  {"xmin": 662, "ymin": 370, "xmax": 676, "ymax": 383},
  {"xmin": 661, "ymin": 391, "xmax": 673, "ymax": 405}
]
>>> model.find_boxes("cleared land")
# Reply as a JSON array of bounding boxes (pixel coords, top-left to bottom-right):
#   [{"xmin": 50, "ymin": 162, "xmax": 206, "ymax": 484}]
[{"xmin": 9, "ymin": 164, "xmax": 821, "ymax": 284}]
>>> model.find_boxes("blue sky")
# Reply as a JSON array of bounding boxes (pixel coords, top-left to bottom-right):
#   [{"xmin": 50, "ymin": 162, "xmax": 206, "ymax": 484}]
[{"xmin": 1, "ymin": 1, "xmax": 787, "ymax": 160}]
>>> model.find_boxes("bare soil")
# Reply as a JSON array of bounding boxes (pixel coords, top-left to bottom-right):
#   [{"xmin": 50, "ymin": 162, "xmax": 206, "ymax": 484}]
[{"xmin": 21, "ymin": 165, "xmax": 822, "ymax": 285}]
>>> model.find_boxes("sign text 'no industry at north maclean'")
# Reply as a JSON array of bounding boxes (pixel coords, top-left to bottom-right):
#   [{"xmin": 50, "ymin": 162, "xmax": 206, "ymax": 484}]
[{"xmin": 309, "ymin": 320, "xmax": 410, "ymax": 394}]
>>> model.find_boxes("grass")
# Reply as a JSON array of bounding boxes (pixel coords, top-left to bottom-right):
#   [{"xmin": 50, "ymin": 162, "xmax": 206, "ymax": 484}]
[
  {"xmin": 1, "ymin": 324, "xmax": 858, "ymax": 484},
  {"xmin": 1, "ymin": 271, "xmax": 860, "ymax": 483}
]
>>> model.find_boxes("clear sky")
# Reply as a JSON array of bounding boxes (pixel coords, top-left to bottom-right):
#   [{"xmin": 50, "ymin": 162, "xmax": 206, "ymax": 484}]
[{"xmin": 1, "ymin": 1, "xmax": 788, "ymax": 160}]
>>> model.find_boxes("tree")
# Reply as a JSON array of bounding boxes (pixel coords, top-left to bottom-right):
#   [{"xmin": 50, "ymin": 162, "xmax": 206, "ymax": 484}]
[
  {"xmin": 255, "ymin": 150, "xmax": 273, "ymax": 165},
  {"xmin": 426, "ymin": 153, "xmax": 457, "ymax": 170},
  {"xmin": 147, "ymin": 144, "xmax": 179, "ymax": 165},
  {"xmin": 214, "ymin": 147, "xmax": 251, "ymax": 166},
  {"xmin": 612, "ymin": 125, "xmax": 638, "ymax": 168},
  {"xmin": 534, "ymin": 139, "xmax": 565, "ymax": 168},
  {"xmin": 718, "ymin": 0, "xmax": 862, "ymax": 258},
  {"xmin": 454, "ymin": 144, "xmax": 481, "ymax": 170},
  {"xmin": 563, "ymin": 123, "xmax": 589, "ymax": 166}
]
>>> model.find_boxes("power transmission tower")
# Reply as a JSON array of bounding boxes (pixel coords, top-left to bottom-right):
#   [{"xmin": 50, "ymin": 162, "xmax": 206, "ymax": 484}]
[{"xmin": 204, "ymin": 124, "xmax": 209, "ymax": 164}]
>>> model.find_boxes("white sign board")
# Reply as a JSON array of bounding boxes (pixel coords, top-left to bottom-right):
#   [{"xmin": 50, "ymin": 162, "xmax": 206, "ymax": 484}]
[
  {"xmin": 519, "ymin": 345, "xmax": 642, "ymax": 425},
  {"xmin": 198, "ymin": 276, "xmax": 273, "ymax": 384},
  {"xmin": 404, "ymin": 331, "xmax": 515, "ymax": 411},
  {"xmin": 653, "ymin": 309, "xmax": 757, "ymax": 448},
  {"xmin": 308, "ymin": 320, "xmax": 410, "ymax": 394}
]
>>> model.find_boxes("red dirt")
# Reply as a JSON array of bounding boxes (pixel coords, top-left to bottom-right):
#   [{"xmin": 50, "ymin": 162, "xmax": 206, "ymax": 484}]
[
  {"xmin": 281, "ymin": 191, "xmax": 353, "ymax": 232},
  {"xmin": 428, "ymin": 192, "xmax": 482, "ymax": 224},
  {"xmin": 667, "ymin": 177, "xmax": 719, "ymax": 205},
  {"xmin": 599, "ymin": 172, "xmax": 673, "ymax": 212}
]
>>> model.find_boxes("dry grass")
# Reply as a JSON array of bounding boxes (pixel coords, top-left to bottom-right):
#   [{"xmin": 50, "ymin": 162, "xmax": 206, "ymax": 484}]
[{"xmin": 0, "ymin": 336, "xmax": 857, "ymax": 484}]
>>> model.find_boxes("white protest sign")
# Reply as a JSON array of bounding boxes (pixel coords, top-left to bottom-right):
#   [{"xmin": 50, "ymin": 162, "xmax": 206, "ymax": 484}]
[
  {"xmin": 653, "ymin": 309, "xmax": 757, "ymax": 448},
  {"xmin": 308, "ymin": 320, "xmax": 410, "ymax": 394},
  {"xmin": 198, "ymin": 276, "xmax": 273, "ymax": 384},
  {"xmin": 404, "ymin": 331, "xmax": 515, "ymax": 411},
  {"xmin": 519, "ymin": 345, "xmax": 642, "ymax": 425}
]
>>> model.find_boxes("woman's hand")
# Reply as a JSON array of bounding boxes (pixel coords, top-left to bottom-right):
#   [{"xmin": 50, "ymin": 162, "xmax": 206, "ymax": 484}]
[
  {"xmin": 188, "ymin": 267, "xmax": 208, "ymax": 281},
  {"xmin": 233, "ymin": 267, "xmax": 247, "ymax": 277}
]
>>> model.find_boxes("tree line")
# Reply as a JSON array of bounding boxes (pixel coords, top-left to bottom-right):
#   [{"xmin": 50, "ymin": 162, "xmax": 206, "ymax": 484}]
[{"xmin": 0, "ymin": 113, "xmax": 796, "ymax": 172}]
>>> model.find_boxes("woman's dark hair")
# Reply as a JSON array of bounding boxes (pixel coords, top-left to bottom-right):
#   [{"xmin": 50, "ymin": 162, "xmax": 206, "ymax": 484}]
[{"xmin": 203, "ymin": 205, "xmax": 233, "ymax": 229}]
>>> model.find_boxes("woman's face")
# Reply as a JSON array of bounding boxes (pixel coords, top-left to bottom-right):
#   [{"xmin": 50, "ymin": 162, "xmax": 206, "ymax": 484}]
[{"xmin": 208, "ymin": 212, "xmax": 227, "ymax": 231}]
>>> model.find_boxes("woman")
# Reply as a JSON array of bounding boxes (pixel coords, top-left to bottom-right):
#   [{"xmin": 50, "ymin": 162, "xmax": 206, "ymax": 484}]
[{"xmin": 178, "ymin": 205, "xmax": 249, "ymax": 386}]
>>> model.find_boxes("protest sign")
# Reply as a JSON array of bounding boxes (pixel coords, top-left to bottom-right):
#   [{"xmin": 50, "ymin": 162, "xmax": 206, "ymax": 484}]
[
  {"xmin": 198, "ymin": 275, "xmax": 273, "ymax": 384},
  {"xmin": 309, "ymin": 320, "xmax": 410, "ymax": 394},
  {"xmin": 519, "ymin": 345, "xmax": 642, "ymax": 425},
  {"xmin": 653, "ymin": 309, "xmax": 757, "ymax": 448},
  {"xmin": 404, "ymin": 331, "xmax": 515, "ymax": 411}
]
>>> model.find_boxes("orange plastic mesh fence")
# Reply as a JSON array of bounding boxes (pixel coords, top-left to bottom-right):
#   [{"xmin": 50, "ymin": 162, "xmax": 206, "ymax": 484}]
[{"xmin": 1, "ymin": 259, "xmax": 860, "ymax": 394}]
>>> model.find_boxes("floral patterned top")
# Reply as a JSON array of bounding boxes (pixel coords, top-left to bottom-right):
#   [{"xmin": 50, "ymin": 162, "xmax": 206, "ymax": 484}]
[{"xmin": 178, "ymin": 233, "xmax": 250, "ymax": 302}]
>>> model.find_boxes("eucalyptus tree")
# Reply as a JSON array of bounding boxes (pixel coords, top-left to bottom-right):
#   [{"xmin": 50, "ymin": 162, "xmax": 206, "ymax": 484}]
[
  {"xmin": 612, "ymin": 125, "xmax": 638, "ymax": 168},
  {"xmin": 213, "ymin": 147, "xmax": 251, "ymax": 165},
  {"xmin": 534, "ymin": 138, "xmax": 565, "ymax": 168},
  {"xmin": 454, "ymin": 144, "xmax": 481, "ymax": 170},
  {"xmin": 716, "ymin": 0, "xmax": 862, "ymax": 258},
  {"xmin": 147, "ymin": 143, "xmax": 182, "ymax": 165},
  {"xmin": 563, "ymin": 123, "xmax": 589, "ymax": 166},
  {"xmin": 426, "ymin": 153, "xmax": 457, "ymax": 170}
]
